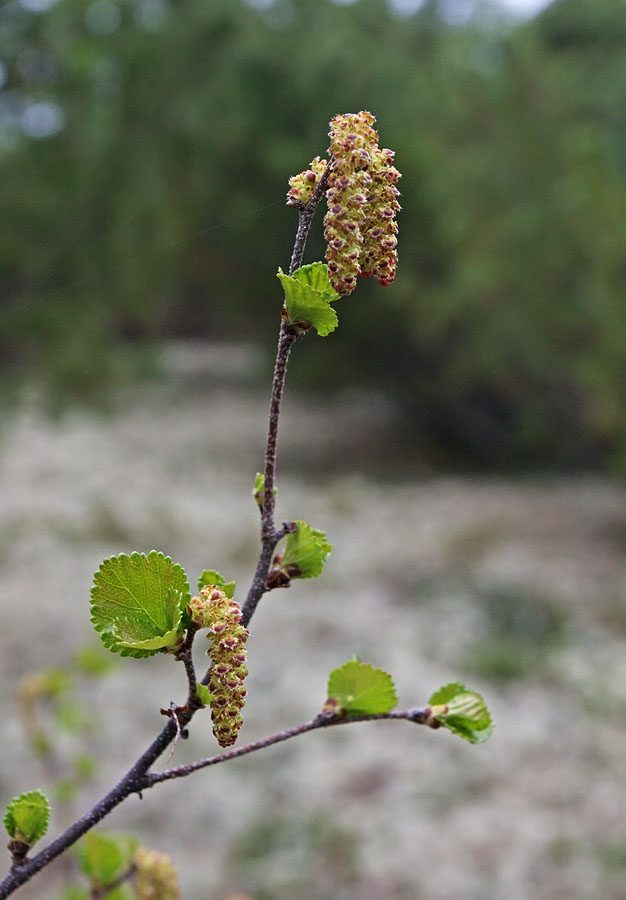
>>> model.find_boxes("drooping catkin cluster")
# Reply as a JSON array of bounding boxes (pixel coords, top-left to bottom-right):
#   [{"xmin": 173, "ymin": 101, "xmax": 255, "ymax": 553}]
[
  {"xmin": 324, "ymin": 111, "xmax": 401, "ymax": 295},
  {"xmin": 188, "ymin": 586, "xmax": 248, "ymax": 748},
  {"xmin": 286, "ymin": 155, "xmax": 328, "ymax": 208},
  {"xmin": 134, "ymin": 847, "xmax": 180, "ymax": 900}
]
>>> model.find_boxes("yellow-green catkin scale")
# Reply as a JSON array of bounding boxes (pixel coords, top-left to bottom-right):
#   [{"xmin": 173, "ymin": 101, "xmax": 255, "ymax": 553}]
[
  {"xmin": 135, "ymin": 848, "xmax": 180, "ymax": 900},
  {"xmin": 324, "ymin": 111, "xmax": 401, "ymax": 294},
  {"xmin": 188, "ymin": 586, "xmax": 248, "ymax": 748}
]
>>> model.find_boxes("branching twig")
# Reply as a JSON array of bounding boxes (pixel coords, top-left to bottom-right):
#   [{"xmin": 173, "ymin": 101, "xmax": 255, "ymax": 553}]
[
  {"xmin": 0, "ymin": 718, "xmax": 173, "ymax": 898},
  {"xmin": 0, "ymin": 707, "xmax": 432, "ymax": 898},
  {"xmin": 0, "ymin": 159, "xmax": 333, "ymax": 899}
]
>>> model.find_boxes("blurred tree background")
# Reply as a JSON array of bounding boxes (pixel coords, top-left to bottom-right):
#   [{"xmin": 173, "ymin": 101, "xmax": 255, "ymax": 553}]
[{"xmin": 2, "ymin": 0, "xmax": 626, "ymax": 470}]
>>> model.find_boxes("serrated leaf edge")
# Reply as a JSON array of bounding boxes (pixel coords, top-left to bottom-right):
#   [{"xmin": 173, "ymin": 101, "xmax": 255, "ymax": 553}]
[
  {"xmin": 90, "ymin": 551, "xmax": 189, "ymax": 658},
  {"xmin": 4, "ymin": 790, "xmax": 51, "ymax": 844}
]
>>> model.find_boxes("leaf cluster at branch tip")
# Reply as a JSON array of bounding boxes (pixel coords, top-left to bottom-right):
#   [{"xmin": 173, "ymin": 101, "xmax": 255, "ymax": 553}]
[{"xmin": 428, "ymin": 682, "xmax": 493, "ymax": 744}]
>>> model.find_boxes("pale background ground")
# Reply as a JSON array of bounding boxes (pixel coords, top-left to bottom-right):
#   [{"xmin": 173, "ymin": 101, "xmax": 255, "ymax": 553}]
[{"xmin": 1, "ymin": 341, "xmax": 625, "ymax": 900}]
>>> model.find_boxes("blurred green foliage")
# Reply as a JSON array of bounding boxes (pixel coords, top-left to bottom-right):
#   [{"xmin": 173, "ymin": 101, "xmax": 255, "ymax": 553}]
[
  {"xmin": 463, "ymin": 586, "xmax": 567, "ymax": 683},
  {"xmin": 2, "ymin": 0, "xmax": 626, "ymax": 468}
]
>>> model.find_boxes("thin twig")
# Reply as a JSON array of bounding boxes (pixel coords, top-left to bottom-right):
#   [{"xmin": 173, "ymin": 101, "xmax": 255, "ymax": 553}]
[
  {"xmin": 240, "ymin": 325, "xmax": 296, "ymax": 628},
  {"xmin": 0, "ymin": 719, "xmax": 177, "ymax": 899},
  {"xmin": 241, "ymin": 170, "xmax": 330, "ymax": 629},
  {"xmin": 288, "ymin": 163, "xmax": 331, "ymax": 276},
  {"xmin": 144, "ymin": 708, "xmax": 432, "ymax": 788},
  {"xmin": 0, "ymin": 707, "xmax": 432, "ymax": 898},
  {"xmin": 176, "ymin": 623, "xmax": 200, "ymax": 708},
  {"xmin": 0, "ymin": 166, "xmax": 332, "ymax": 900}
]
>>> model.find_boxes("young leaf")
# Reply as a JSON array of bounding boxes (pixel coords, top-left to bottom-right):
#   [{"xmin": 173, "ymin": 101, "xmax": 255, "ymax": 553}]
[
  {"xmin": 4, "ymin": 790, "xmax": 50, "ymax": 845},
  {"xmin": 291, "ymin": 261, "xmax": 341, "ymax": 300},
  {"xmin": 197, "ymin": 569, "xmax": 236, "ymax": 599},
  {"xmin": 428, "ymin": 683, "xmax": 494, "ymax": 744},
  {"xmin": 327, "ymin": 660, "xmax": 397, "ymax": 715},
  {"xmin": 277, "ymin": 263, "xmax": 340, "ymax": 337},
  {"xmin": 90, "ymin": 552, "xmax": 190, "ymax": 658},
  {"xmin": 79, "ymin": 832, "xmax": 137, "ymax": 887},
  {"xmin": 196, "ymin": 684, "xmax": 212, "ymax": 706},
  {"xmin": 280, "ymin": 520, "xmax": 332, "ymax": 579}
]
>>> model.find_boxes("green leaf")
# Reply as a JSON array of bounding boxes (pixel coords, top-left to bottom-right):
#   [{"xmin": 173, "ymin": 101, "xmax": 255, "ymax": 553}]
[
  {"xmin": 327, "ymin": 660, "xmax": 397, "ymax": 715},
  {"xmin": 79, "ymin": 832, "xmax": 137, "ymax": 887},
  {"xmin": 292, "ymin": 262, "xmax": 341, "ymax": 300},
  {"xmin": 277, "ymin": 263, "xmax": 340, "ymax": 337},
  {"xmin": 428, "ymin": 682, "xmax": 494, "ymax": 744},
  {"xmin": 4, "ymin": 790, "xmax": 50, "ymax": 845},
  {"xmin": 90, "ymin": 552, "xmax": 190, "ymax": 658},
  {"xmin": 280, "ymin": 520, "xmax": 332, "ymax": 579},
  {"xmin": 196, "ymin": 684, "xmax": 212, "ymax": 706},
  {"xmin": 197, "ymin": 569, "xmax": 235, "ymax": 599}
]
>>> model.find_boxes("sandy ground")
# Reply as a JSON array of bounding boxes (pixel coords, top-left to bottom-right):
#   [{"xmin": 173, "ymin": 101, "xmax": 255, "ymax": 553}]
[{"xmin": 1, "ymin": 341, "xmax": 625, "ymax": 900}]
